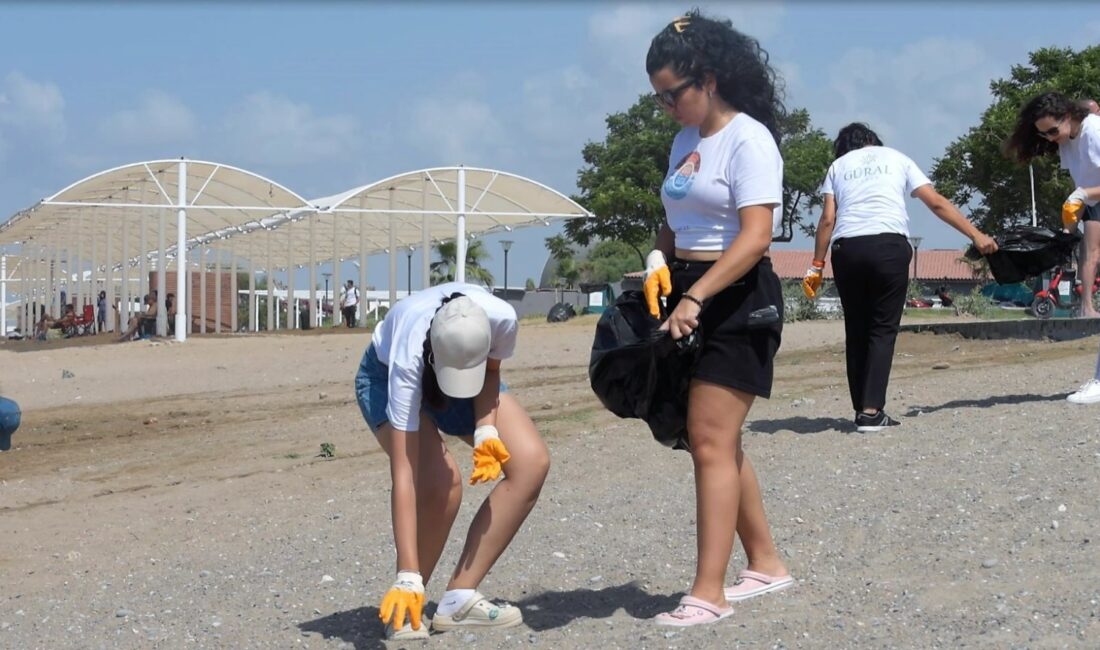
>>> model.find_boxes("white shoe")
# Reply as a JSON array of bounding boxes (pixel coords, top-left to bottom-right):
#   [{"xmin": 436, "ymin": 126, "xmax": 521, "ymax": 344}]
[{"xmin": 1067, "ymin": 379, "xmax": 1100, "ymax": 404}]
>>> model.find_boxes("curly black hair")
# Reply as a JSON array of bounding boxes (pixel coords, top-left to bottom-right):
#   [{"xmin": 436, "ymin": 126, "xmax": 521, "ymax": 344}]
[
  {"xmin": 645, "ymin": 8, "xmax": 784, "ymax": 143},
  {"xmin": 1004, "ymin": 91, "xmax": 1089, "ymax": 164},
  {"xmin": 833, "ymin": 123, "xmax": 883, "ymax": 159}
]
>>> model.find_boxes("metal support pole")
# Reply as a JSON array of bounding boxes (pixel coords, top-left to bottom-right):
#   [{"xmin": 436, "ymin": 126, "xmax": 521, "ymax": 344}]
[
  {"xmin": 176, "ymin": 159, "xmax": 188, "ymax": 341},
  {"xmin": 456, "ymin": 166, "xmax": 467, "ymax": 284}
]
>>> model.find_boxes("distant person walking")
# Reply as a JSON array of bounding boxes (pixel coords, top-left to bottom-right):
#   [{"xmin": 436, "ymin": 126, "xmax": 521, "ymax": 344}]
[
  {"xmin": 806, "ymin": 123, "xmax": 997, "ymax": 431},
  {"xmin": 340, "ymin": 279, "xmax": 359, "ymax": 328},
  {"xmin": 1006, "ymin": 91, "xmax": 1100, "ymax": 403}
]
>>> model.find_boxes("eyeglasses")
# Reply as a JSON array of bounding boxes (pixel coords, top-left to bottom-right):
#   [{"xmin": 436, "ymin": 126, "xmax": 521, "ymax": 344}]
[
  {"xmin": 652, "ymin": 78, "xmax": 697, "ymax": 109},
  {"xmin": 1037, "ymin": 117, "xmax": 1065, "ymax": 139}
]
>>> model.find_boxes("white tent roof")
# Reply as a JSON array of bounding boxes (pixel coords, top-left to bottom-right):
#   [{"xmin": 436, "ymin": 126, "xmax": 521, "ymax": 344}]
[
  {"xmin": 196, "ymin": 166, "xmax": 592, "ymax": 270},
  {"xmin": 0, "ymin": 159, "xmax": 312, "ymax": 262}
]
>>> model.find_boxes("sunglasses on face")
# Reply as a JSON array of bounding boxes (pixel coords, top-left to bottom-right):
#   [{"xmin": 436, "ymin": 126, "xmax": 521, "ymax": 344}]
[
  {"xmin": 1037, "ymin": 117, "xmax": 1065, "ymax": 139},
  {"xmin": 652, "ymin": 78, "xmax": 697, "ymax": 109}
]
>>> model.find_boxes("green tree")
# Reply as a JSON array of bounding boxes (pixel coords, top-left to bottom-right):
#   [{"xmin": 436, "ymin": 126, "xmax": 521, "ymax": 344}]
[
  {"xmin": 544, "ymin": 234, "xmax": 580, "ymax": 289},
  {"xmin": 579, "ymin": 239, "xmax": 643, "ymax": 284},
  {"xmin": 430, "ymin": 239, "xmax": 494, "ymax": 287},
  {"xmin": 931, "ymin": 46, "xmax": 1100, "ymax": 235},
  {"xmin": 568, "ymin": 95, "xmax": 679, "ymax": 267},
  {"xmin": 569, "ymin": 95, "xmax": 833, "ymax": 255},
  {"xmin": 779, "ymin": 108, "xmax": 834, "ymax": 238}
]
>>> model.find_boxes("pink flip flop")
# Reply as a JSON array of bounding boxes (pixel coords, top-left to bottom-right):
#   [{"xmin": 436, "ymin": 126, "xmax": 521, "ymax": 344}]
[
  {"xmin": 653, "ymin": 595, "xmax": 734, "ymax": 627},
  {"xmin": 724, "ymin": 570, "xmax": 794, "ymax": 602}
]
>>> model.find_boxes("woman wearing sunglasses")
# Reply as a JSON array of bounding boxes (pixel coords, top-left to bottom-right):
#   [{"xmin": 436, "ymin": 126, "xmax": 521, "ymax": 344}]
[
  {"xmin": 1006, "ymin": 92, "xmax": 1100, "ymax": 402},
  {"xmin": 355, "ymin": 283, "xmax": 550, "ymax": 639},
  {"xmin": 805, "ymin": 123, "xmax": 998, "ymax": 432},
  {"xmin": 644, "ymin": 10, "xmax": 792, "ymax": 626}
]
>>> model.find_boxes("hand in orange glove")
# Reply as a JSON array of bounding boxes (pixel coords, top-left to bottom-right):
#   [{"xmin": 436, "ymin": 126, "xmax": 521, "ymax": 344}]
[
  {"xmin": 379, "ymin": 571, "xmax": 425, "ymax": 631},
  {"xmin": 1062, "ymin": 188, "xmax": 1089, "ymax": 230},
  {"xmin": 470, "ymin": 424, "xmax": 511, "ymax": 484},
  {"xmin": 801, "ymin": 260, "xmax": 825, "ymax": 299},
  {"xmin": 643, "ymin": 250, "xmax": 672, "ymax": 318}
]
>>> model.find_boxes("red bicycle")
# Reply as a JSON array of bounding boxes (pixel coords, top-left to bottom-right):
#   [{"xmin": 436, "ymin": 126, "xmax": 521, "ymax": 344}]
[{"xmin": 1030, "ymin": 263, "xmax": 1100, "ymax": 319}]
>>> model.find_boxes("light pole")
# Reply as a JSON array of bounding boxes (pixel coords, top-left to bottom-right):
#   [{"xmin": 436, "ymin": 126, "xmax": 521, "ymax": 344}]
[
  {"xmin": 909, "ymin": 236, "xmax": 923, "ymax": 283},
  {"xmin": 500, "ymin": 240, "xmax": 513, "ymax": 300},
  {"xmin": 406, "ymin": 245, "xmax": 415, "ymax": 296},
  {"xmin": 322, "ymin": 272, "xmax": 331, "ymax": 326}
]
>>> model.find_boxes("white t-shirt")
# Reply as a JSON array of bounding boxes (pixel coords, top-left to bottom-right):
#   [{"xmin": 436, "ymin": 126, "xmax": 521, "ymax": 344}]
[
  {"xmin": 1059, "ymin": 113, "xmax": 1100, "ymax": 206},
  {"xmin": 370, "ymin": 282, "xmax": 517, "ymax": 432},
  {"xmin": 342, "ymin": 285, "xmax": 359, "ymax": 307},
  {"xmin": 661, "ymin": 113, "xmax": 784, "ymax": 250},
  {"xmin": 821, "ymin": 146, "xmax": 931, "ymax": 241}
]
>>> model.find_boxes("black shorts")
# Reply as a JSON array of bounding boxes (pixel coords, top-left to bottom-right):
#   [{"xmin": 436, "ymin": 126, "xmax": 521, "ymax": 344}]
[
  {"xmin": 1083, "ymin": 203, "xmax": 1100, "ymax": 223},
  {"xmin": 669, "ymin": 256, "xmax": 783, "ymax": 398}
]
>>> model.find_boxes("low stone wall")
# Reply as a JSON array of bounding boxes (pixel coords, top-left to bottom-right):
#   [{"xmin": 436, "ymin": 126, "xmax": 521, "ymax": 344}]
[{"xmin": 900, "ymin": 318, "xmax": 1100, "ymax": 342}]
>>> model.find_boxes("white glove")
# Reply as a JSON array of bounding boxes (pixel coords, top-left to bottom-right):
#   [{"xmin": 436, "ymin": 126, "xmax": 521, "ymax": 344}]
[{"xmin": 1068, "ymin": 187, "xmax": 1089, "ymax": 205}]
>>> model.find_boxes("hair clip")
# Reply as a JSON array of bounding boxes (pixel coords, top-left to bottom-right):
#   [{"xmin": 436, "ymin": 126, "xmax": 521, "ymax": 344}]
[{"xmin": 672, "ymin": 16, "xmax": 690, "ymax": 33}]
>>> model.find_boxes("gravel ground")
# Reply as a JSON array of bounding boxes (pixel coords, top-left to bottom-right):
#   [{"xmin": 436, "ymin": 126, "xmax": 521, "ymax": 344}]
[{"xmin": 2, "ymin": 317, "xmax": 1099, "ymax": 649}]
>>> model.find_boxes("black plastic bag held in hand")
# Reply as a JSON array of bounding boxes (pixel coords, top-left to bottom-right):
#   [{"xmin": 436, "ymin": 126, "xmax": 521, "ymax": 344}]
[
  {"xmin": 966, "ymin": 226, "xmax": 1080, "ymax": 285},
  {"xmin": 588, "ymin": 290, "xmax": 699, "ymax": 451}
]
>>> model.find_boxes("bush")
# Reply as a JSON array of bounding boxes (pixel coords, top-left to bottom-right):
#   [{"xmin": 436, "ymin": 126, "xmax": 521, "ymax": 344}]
[
  {"xmin": 781, "ymin": 280, "xmax": 839, "ymax": 322},
  {"xmin": 953, "ymin": 285, "xmax": 999, "ymax": 319}
]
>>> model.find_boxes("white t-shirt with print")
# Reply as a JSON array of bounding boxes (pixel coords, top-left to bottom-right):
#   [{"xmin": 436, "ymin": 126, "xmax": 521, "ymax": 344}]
[
  {"xmin": 821, "ymin": 145, "xmax": 931, "ymax": 242},
  {"xmin": 1059, "ymin": 113, "xmax": 1100, "ymax": 206},
  {"xmin": 661, "ymin": 113, "xmax": 784, "ymax": 250},
  {"xmin": 370, "ymin": 282, "xmax": 517, "ymax": 433}
]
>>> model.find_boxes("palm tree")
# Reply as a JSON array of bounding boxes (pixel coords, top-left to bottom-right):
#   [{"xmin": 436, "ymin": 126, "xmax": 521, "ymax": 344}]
[{"xmin": 430, "ymin": 239, "xmax": 494, "ymax": 287}]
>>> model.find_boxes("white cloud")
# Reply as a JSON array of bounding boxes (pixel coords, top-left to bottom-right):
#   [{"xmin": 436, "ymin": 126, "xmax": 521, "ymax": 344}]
[
  {"xmin": 0, "ymin": 71, "xmax": 66, "ymax": 158},
  {"xmin": 99, "ymin": 91, "xmax": 197, "ymax": 146},
  {"xmin": 221, "ymin": 92, "xmax": 360, "ymax": 166}
]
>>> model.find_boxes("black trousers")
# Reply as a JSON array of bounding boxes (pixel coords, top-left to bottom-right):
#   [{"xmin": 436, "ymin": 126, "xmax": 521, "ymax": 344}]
[
  {"xmin": 342, "ymin": 305, "xmax": 357, "ymax": 328},
  {"xmin": 831, "ymin": 233, "xmax": 912, "ymax": 412}
]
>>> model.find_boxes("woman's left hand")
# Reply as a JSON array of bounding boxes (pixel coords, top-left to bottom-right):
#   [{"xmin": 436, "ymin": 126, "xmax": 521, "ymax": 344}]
[
  {"xmin": 972, "ymin": 232, "xmax": 998, "ymax": 255},
  {"xmin": 659, "ymin": 295, "xmax": 701, "ymax": 340}
]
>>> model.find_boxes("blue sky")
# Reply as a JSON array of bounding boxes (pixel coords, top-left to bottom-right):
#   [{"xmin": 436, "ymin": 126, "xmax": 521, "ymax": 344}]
[{"xmin": 2, "ymin": 1, "xmax": 1099, "ymax": 289}]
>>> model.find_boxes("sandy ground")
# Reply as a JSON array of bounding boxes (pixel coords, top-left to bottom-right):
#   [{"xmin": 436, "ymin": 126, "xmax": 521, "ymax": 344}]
[{"xmin": 2, "ymin": 315, "xmax": 1100, "ymax": 649}]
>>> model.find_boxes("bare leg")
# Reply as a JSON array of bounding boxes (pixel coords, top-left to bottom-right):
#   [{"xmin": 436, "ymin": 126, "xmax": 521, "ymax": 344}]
[
  {"xmin": 374, "ymin": 417, "xmax": 463, "ymax": 585},
  {"xmin": 1080, "ymin": 221, "xmax": 1100, "ymax": 318},
  {"xmin": 736, "ymin": 454, "xmax": 788, "ymax": 577},
  {"xmin": 448, "ymin": 393, "xmax": 550, "ymax": 589},
  {"xmin": 686, "ymin": 380, "xmax": 779, "ymax": 608}
]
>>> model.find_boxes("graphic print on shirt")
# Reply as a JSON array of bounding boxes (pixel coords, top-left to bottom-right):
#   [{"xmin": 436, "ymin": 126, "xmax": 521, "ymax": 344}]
[
  {"xmin": 663, "ymin": 151, "xmax": 701, "ymax": 200},
  {"xmin": 842, "ymin": 152, "xmax": 890, "ymax": 183}
]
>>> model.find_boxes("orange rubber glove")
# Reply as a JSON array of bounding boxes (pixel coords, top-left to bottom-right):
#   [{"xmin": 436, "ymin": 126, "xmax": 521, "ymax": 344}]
[
  {"xmin": 643, "ymin": 250, "xmax": 672, "ymax": 318},
  {"xmin": 801, "ymin": 260, "xmax": 825, "ymax": 299},
  {"xmin": 379, "ymin": 571, "xmax": 425, "ymax": 631},
  {"xmin": 470, "ymin": 425, "xmax": 511, "ymax": 484},
  {"xmin": 1063, "ymin": 188, "xmax": 1089, "ymax": 230}
]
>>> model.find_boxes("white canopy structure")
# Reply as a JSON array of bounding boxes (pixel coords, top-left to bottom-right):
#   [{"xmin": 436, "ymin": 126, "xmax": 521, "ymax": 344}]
[{"xmin": 0, "ymin": 161, "xmax": 592, "ymax": 341}]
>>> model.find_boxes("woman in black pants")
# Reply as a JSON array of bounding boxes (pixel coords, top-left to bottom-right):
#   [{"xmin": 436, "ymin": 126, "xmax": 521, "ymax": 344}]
[{"xmin": 804, "ymin": 123, "xmax": 998, "ymax": 432}]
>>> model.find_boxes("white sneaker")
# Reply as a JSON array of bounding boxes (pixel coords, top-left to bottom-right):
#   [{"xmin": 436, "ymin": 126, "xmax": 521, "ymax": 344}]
[{"xmin": 1067, "ymin": 379, "xmax": 1100, "ymax": 404}]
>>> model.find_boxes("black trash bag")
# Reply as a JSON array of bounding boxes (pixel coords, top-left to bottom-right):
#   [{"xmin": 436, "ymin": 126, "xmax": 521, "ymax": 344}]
[
  {"xmin": 588, "ymin": 290, "xmax": 699, "ymax": 451},
  {"xmin": 546, "ymin": 302, "xmax": 576, "ymax": 323},
  {"xmin": 966, "ymin": 226, "xmax": 1081, "ymax": 284}
]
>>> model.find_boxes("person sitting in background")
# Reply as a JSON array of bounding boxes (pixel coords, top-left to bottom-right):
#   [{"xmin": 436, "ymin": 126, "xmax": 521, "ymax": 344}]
[{"xmin": 118, "ymin": 294, "xmax": 157, "ymax": 342}]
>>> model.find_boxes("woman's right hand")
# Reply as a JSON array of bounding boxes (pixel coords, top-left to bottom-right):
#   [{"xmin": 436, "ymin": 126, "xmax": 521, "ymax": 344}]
[
  {"xmin": 660, "ymin": 294, "xmax": 702, "ymax": 340},
  {"xmin": 971, "ymin": 232, "xmax": 998, "ymax": 255}
]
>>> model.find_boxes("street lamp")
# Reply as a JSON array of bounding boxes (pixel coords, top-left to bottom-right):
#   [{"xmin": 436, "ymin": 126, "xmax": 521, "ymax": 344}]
[
  {"xmin": 406, "ymin": 245, "xmax": 415, "ymax": 296},
  {"xmin": 500, "ymin": 240, "xmax": 513, "ymax": 300},
  {"xmin": 909, "ymin": 236, "xmax": 923, "ymax": 282}
]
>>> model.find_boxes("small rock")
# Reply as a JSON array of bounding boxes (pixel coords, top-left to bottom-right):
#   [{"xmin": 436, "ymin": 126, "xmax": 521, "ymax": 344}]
[
  {"xmin": 1052, "ymin": 520, "xmax": 1059, "ymax": 530},
  {"xmin": 981, "ymin": 559, "xmax": 998, "ymax": 569},
  {"xmin": 552, "ymin": 552, "xmax": 566, "ymax": 559},
  {"xmin": 1058, "ymin": 504, "xmax": 1067, "ymax": 513},
  {"xmin": 589, "ymin": 575, "xmax": 602, "ymax": 583},
  {"xmin": 199, "ymin": 570, "xmax": 211, "ymax": 579},
  {"xmin": 62, "ymin": 370, "xmax": 75, "ymax": 379},
  {"xmin": 932, "ymin": 362, "xmax": 950, "ymax": 370},
  {"xmin": 143, "ymin": 417, "xmax": 158, "ymax": 426},
  {"xmin": 321, "ymin": 575, "xmax": 335, "ymax": 583},
  {"xmin": 115, "ymin": 609, "xmax": 132, "ymax": 618},
  {"xmin": 318, "ymin": 392, "xmax": 328, "ymax": 400}
]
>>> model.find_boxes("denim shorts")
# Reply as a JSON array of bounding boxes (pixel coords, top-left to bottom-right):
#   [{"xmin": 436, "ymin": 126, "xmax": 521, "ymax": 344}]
[{"xmin": 354, "ymin": 344, "xmax": 506, "ymax": 437}]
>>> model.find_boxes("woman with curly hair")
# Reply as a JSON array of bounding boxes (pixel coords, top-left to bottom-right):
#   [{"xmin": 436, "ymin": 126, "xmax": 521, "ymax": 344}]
[
  {"xmin": 1006, "ymin": 91, "xmax": 1100, "ymax": 401},
  {"xmin": 644, "ymin": 9, "xmax": 792, "ymax": 626}
]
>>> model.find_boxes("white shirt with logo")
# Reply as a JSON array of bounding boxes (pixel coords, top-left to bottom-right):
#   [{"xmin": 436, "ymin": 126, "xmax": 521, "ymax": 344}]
[
  {"xmin": 1060, "ymin": 113, "xmax": 1100, "ymax": 206},
  {"xmin": 821, "ymin": 145, "xmax": 931, "ymax": 241},
  {"xmin": 661, "ymin": 113, "xmax": 784, "ymax": 250},
  {"xmin": 370, "ymin": 282, "xmax": 517, "ymax": 432}
]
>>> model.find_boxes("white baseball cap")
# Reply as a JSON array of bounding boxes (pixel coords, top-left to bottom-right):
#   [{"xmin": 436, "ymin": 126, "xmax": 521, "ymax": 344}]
[{"xmin": 430, "ymin": 296, "xmax": 491, "ymax": 398}]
